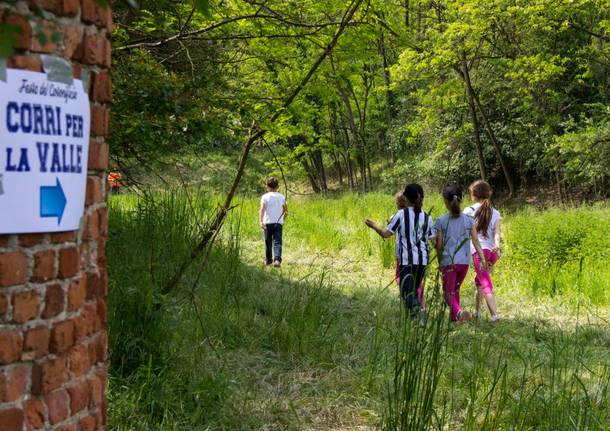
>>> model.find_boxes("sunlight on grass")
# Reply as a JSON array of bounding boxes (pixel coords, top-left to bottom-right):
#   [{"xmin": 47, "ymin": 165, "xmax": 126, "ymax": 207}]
[{"xmin": 107, "ymin": 192, "xmax": 610, "ymax": 430}]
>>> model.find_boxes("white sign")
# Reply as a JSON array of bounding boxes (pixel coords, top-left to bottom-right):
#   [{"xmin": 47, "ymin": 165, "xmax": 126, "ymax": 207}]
[{"xmin": 0, "ymin": 69, "xmax": 90, "ymax": 234}]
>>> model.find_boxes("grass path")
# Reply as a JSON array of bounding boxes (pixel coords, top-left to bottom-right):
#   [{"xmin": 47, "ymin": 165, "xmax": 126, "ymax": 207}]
[{"xmin": 108, "ymin": 193, "xmax": 609, "ymax": 430}]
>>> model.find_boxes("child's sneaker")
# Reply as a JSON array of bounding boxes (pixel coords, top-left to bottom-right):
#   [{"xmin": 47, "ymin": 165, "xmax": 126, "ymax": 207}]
[
  {"xmin": 490, "ymin": 314, "xmax": 499, "ymax": 323},
  {"xmin": 272, "ymin": 261, "xmax": 281, "ymax": 268},
  {"xmin": 457, "ymin": 310, "xmax": 472, "ymax": 323}
]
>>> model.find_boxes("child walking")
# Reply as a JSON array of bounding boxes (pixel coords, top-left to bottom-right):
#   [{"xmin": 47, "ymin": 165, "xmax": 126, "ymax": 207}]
[
  {"xmin": 259, "ymin": 177, "xmax": 288, "ymax": 267},
  {"xmin": 463, "ymin": 180, "xmax": 502, "ymax": 322},
  {"xmin": 434, "ymin": 185, "xmax": 487, "ymax": 322},
  {"xmin": 393, "ymin": 192, "xmax": 425, "ymax": 309},
  {"xmin": 365, "ymin": 184, "xmax": 434, "ymax": 315}
]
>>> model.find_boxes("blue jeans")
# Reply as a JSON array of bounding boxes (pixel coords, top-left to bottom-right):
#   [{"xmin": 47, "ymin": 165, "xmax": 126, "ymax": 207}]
[{"xmin": 264, "ymin": 223, "xmax": 283, "ymax": 264}]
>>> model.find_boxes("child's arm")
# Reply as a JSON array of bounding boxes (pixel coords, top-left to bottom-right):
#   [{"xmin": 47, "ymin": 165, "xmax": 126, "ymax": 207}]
[
  {"xmin": 492, "ymin": 220, "xmax": 502, "ymax": 253},
  {"xmin": 259, "ymin": 202, "xmax": 266, "ymax": 230},
  {"xmin": 470, "ymin": 225, "xmax": 488, "ymax": 271},
  {"xmin": 364, "ymin": 219, "xmax": 393, "ymax": 239},
  {"xmin": 435, "ymin": 231, "xmax": 443, "ymax": 259}
]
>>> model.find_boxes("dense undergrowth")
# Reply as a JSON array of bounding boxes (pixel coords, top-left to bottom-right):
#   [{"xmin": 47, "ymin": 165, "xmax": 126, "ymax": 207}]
[{"xmin": 107, "ymin": 191, "xmax": 609, "ymax": 430}]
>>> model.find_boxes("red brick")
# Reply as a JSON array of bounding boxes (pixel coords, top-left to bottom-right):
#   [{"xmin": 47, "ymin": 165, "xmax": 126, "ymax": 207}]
[
  {"xmin": 43, "ymin": 284, "xmax": 65, "ymax": 318},
  {"xmin": 7, "ymin": 55, "xmax": 43, "ymax": 72},
  {"xmin": 88, "ymin": 374, "xmax": 103, "ymax": 408},
  {"xmin": 30, "ymin": 0, "xmax": 62, "ymax": 14},
  {"xmin": 56, "ymin": 425, "xmax": 77, "ymax": 431},
  {"xmin": 63, "ymin": 0, "xmax": 80, "ymax": 15},
  {"xmin": 86, "ymin": 176, "xmax": 104, "ymax": 205},
  {"xmin": 94, "ymin": 330, "xmax": 107, "ymax": 362},
  {"xmin": 0, "ymin": 294, "xmax": 7, "ymax": 319},
  {"xmin": 30, "ymin": 20, "xmax": 58, "ymax": 53},
  {"xmin": 47, "ymin": 388, "xmax": 69, "ymax": 424},
  {"xmin": 59, "ymin": 247, "xmax": 79, "ymax": 278},
  {"xmin": 1, "ymin": 12, "xmax": 32, "ymax": 50},
  {"xmin": 75, "ymin": 303, "xmax": 98, "ymax": 341},
  {"xmin": 50, "ymin": 320, "xmax": 75, "ymax": 354},
  {"xmin": 68, "ymin": 276, "xmax": 87, "ymax": 311},
  {"xmin": 91, "ymin": 71, "xmax": 112, "ymax": 103},
  {"xmin": 88, "ymin": 140, "xmax": 109, "ymax": 171},
  {"xmin": 23, "ymin": 326, "xmax": 50, "ymax": 359},
  {"xmin": 63, "ymin": 25, "xmax": 83, "ymax": 58},
  {"xmin": 90, "ymin": 105, "xmax": 109, "ymax": 137},
  {"xmin": 82, "ymin": 0, "xmax": 110, "ymax": 28},
  {"xmin": 33, "ymin": 250, "xmax": 56, "ymax": 282},
  {"xmin": 32, "ymin": 356, "xmax": 69, "ymax": 394},
  {"xmin": 79, "ymin": 415, "xmax": 96, "ymax": 431},
  {"xmin": 0, "ymin": 365, "xmax": 29, "ymax": 402},
  {"xmin": 86, "ymin": 272, "xmax": 101, "ymax": 300},
  {"xmin": 18, "ymin": 233, "xmax": 45, "ymax": 247},
  {"xmin": 98, "ymin": 208, "xmax": 108, "ymax": 237},
  {"xmin": 96, "ymin": 298, "xmax": 106, "ymax": 326},
  {"xmin": 68, "ymin": 344, "xmax": 90, "ymax": 377},
  {"xmin": 50, "ymin": 231, "xmax": 77, "ymax": 244},
  {"xmin": 0, "ymin": 331, "xmax": 23, "ymax": 364},
  {"xmin": 12, "ymin": 290, "xmax": 40, "ymax": 323},
  {"xmin": 23, "ymin": 399, "xmax": 46, "ymax": 430},
  {"xmin": 0, "ymin": 252, "xmax": 28, "ymax": 287},
  {"xmin": 0, "ymin": 408, "xmax": 24, "ymax": 431},
  {"xmin": 68, "ymin": 379, "xmax": 90, "ymax": 413},
  {"xmin": 83, "ymin": 211, "xmax": 100, "ymax": 240},
  {"xmin": 81, "ymin": 34, "xmax": 105, "ymax": 65}
]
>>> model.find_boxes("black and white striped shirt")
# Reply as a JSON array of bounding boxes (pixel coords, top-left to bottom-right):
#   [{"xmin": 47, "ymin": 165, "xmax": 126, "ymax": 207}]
[{"xmin": 387, "ymin": 208, "xmax": 435, "ymax": 266}]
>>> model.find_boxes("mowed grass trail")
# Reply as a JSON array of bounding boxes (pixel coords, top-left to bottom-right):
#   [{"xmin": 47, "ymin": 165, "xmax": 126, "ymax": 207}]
[{"xmin": 107, "ymin": 192, "xmax": 610, "ymax": 430}]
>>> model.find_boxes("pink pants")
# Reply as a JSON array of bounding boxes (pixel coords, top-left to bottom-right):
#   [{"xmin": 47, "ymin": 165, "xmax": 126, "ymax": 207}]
[
  {"xmin": 473, "ymin": 249, "xmax": 500, "ymax": 295},
  {"xmin": 441, "ymin": 264, "xmax": 469, "ymax": 321},
  {"xmin": 396, "ymin": 261, "xmax": 424, "ymax": 306}
]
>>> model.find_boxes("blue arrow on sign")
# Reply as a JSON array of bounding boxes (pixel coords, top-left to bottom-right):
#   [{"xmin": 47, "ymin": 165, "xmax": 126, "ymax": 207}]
[{"xmin": 40, "ymin": 178, "xmax": 67, "ymax": 225}]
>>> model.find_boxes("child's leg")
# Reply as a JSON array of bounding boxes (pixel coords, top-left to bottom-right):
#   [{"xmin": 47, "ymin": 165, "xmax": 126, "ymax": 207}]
[
  {"xmin": 442, "ymin": 266, "xmax": 460, "ymax": 321},
  {"xmin": 273, "ymin": 224, "xmax": 283, "ymax": 263},
  {"xmin": 476, "ymin": 250, "xmax": 500, "ymax": 317},
  {"xmin": 395, "ymin": 259, "xmax": 401, "ymax": 285},
  {"xmin": 399, "ymin": 265, "xmax": 420, "ymax": 314},
  {"xmin": 264, "ymin": 226, "xmax": 273, "ymax": 265}
]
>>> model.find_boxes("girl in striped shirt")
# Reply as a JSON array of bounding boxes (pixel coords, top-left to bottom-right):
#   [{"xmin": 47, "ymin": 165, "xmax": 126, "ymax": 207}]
[{"xmin": 365, "ymin": 183, "xmax": 434, "ymax": 315}]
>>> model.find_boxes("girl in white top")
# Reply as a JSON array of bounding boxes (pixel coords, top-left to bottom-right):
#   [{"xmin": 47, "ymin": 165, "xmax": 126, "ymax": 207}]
[{"xmin": 463, "ymin": 180, "xmax": 502, "ymax": 322}]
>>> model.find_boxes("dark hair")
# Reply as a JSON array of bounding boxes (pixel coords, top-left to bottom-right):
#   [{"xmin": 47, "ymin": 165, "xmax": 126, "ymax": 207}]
[
  {"xmin": 395, "ymin": 192, "xmax": 408, "ymax": 209},
  {"xmin": 403, "ymin": 183, "xmax": 424, "ymax": 211},
  {"xmin": 265, "ymin": 176, "xmax": 279, "ymax": 189},
  {"xmin": 469, "ymin": 180, "xmax": 493, "ymax": 237},
  {"xmin": 443, "ymin": 184, "xmax": 463, "ymax": 216}
]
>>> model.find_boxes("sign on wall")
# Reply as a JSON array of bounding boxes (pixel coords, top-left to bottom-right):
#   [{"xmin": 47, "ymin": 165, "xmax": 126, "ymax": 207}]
[{"xmin": 0, "ymin": 68, "xmax": 90, "ymax": 234}]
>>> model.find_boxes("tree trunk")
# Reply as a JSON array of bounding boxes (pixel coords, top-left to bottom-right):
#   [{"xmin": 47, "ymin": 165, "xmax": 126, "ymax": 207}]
[
  {"xmin": 472, "ymin": 91, "xmax": 515, "ymax": 196},
  {"xmin": 457, "ymin": 59, "xmax": 514, "ymax": 196},
  {"xmin": 460, "ymin": 58, "xmax": 487, "ymax": 180}
]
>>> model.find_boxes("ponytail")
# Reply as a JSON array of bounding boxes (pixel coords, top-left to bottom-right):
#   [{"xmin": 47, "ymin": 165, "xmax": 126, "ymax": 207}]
[
  {"xmin": 448, "ymin": 195, "xmax": 462, "ymax": 216},
  {"xmin": 442, "ymin": 184, "xmax": 463, "ymax": 217},
  {"xmin": 468, "ymin": 180, "xmax": 494, "ymax": 237},
  {"xmin": 475, "ymin": 199, "xmax": 493, "ymax": 237}
]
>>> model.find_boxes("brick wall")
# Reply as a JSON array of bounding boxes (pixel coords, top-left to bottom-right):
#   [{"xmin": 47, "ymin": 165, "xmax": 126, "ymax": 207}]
[{"xmin": 0, "ymin": 1, "xmax": 110, "ymax": 430}]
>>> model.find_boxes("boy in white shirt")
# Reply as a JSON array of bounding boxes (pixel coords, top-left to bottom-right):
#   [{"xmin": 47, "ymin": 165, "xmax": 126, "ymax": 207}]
[{"xmin": 259, "ymin": 177, "xmax": 288, "ymax": 267}]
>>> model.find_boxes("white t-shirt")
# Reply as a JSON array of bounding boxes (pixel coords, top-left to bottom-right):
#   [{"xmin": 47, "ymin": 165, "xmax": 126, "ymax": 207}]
[
  {"xmin": 463, "ymin": 202, "xmax": 501, "ymax": 253},
  {"xmin": 261, "ymin": 192, "xmax": 286, "ymax": 224}
]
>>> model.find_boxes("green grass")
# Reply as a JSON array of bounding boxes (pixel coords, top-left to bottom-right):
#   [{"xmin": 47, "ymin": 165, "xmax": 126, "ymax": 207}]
[{"xmin": 107, "ymin": 191, "xmax": 610, "ymax": 430}]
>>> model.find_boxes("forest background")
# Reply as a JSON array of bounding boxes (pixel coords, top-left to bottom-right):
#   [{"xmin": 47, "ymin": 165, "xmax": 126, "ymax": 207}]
[{"xmin": 105, "ymin": 0, "xmax": 610, "ymax": 199}]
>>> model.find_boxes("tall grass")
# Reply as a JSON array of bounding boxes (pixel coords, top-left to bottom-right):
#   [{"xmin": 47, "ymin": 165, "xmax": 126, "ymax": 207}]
[{"xmin": 107, "ymin": 191, "xmax": 610, "ymax": 430}]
